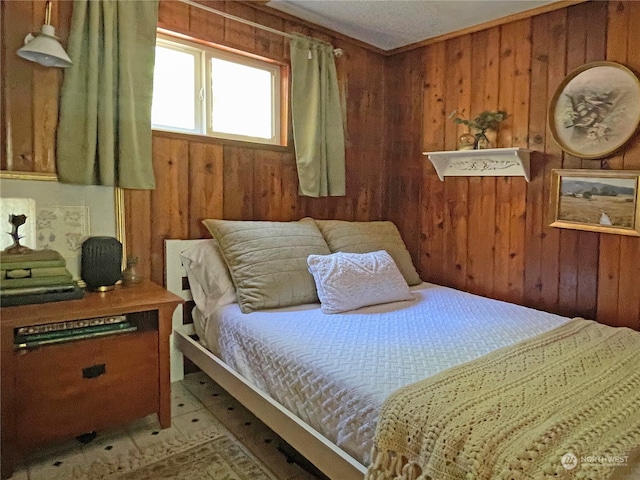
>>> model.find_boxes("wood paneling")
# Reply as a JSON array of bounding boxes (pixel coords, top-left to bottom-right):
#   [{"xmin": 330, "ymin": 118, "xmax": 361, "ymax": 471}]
[
  {"xmin": 2, "ymin": 1, "xmax": 638, "ymax": 328},
  {"xmin": 598, "ymin": 0, "xmax": 640, "ymax": 329},
  {"xmin": 420, "ymin": 41, "xmax": 447, "ymax": 283},
  {"xmin": 188, "ymin": 142, "xmax": 224, "ymax": 235},
  {"xmin": 386, "ymin": 1, "xmax": 639, "ymax": 329},
  {"xmin": 127, "ymin": 1, "xmax": 388, "ymax": 285},
  {"xmin": 384, "ymin": 48, "xmax": 424, "ymax": 276},
  {"xmin": 465, "ymin": 28, "xmax": 499, "ymax": 299},
  {"xmin": 1, "ymin": 0, "xmax": 69, "ymax": 172},
  {"xmin": 3, "ymin": 0, "xmax": 35, "ymax": 171}
]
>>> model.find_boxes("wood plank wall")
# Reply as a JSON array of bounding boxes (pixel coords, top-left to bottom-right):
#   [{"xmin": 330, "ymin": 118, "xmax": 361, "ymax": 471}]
[
  {"xmin": 385, "ymin": 1, "xmax": 640, "ymax": 329},
  {"xmin": 1, "ymin": 1, "xmax": 388, "ymax": 286},
  {"xmin": 2, "ymin": 1, "xmax": 638, "ymax": 329},
  {"xmin": 0, "ymin": 0, "xmax": 72, "ymax": 172},
  {"xmin": 127, "ymin": 0, "xmax": 388, "ymax": 286}
]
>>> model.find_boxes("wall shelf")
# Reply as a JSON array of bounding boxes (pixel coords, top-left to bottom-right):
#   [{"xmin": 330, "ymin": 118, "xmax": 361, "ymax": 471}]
[{"xmin": 423, "ymin": 148, "xmax": 532, "ymax": 182}]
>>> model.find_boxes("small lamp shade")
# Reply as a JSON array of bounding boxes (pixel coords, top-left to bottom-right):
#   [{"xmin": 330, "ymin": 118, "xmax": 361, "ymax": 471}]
[{"xmin": 17, "ymin": 23, "xmax": 72, "ymax": 68}]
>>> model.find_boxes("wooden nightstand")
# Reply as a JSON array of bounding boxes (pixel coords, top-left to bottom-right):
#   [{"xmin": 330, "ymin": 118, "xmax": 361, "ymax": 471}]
[{"xmin": 0, "ymin": 280, "xmax": 182, "ymax": 480}]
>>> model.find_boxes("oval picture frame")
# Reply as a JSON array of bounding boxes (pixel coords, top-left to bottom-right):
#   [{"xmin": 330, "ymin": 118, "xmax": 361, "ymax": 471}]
[{"xmin": 548, "ymin": 61, "xmax": 640, "ymax": 159}]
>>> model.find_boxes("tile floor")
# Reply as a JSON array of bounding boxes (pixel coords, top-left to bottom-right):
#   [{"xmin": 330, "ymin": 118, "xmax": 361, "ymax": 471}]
[{"xmin": 10, "ymin": 371, "xmax": 327, "ymax": 480}]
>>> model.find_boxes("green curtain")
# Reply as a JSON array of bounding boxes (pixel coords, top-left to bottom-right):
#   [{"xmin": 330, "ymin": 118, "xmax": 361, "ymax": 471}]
[
  {"xmin": 56, "ymin": 0, "xmax": 158, "ymax": 189},
  {"xmin": 289, "ymin": 34, "xmax": 346, "ymax": 197}
]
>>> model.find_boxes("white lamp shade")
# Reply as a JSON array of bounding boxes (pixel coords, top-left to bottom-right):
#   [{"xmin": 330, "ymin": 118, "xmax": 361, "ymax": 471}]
[{"xmin": 17, "ymin": 24, "xmax": 72, "ymax": 68}]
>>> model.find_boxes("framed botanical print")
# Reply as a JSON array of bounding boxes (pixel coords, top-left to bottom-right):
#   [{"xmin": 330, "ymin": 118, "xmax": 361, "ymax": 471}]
[{"xmin": 549, "ymin": 61, "xmax": 640, "ymax": 159}]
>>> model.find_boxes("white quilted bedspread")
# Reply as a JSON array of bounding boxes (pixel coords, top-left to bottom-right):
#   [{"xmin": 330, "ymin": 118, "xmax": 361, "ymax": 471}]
[{"xmin": 203, "ymin": 283, "xmax": 569, "ymax": 465}]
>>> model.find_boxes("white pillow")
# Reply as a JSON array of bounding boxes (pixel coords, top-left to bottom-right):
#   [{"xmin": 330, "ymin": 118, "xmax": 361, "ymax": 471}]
[
  {"xmin": 180, "ymin": 240, "xmax": 236, "ymax": 317},
  {"xmin": 307, "ymin": 250, "xmax": 414, "ymax": 314}
]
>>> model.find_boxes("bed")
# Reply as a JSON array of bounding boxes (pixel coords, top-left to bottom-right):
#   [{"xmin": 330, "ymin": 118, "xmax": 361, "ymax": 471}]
[{"xmin": 165, "ymin": 218, "xmax": 640, "ymax": 480}]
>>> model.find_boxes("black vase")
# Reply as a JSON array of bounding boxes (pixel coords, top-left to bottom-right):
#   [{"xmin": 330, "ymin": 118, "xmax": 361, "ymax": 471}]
[{"xmin": 81, "ymin": 236, "xmax": 122, "ymax": 291}]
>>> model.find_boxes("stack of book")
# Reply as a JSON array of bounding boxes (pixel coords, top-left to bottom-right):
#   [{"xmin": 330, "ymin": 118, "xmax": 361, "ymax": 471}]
[
  {"xmin": 0, "ymin": 249, "xmax": 84, "ymax": 307},
  {"xmin": 14, "ymin": 314, "xmax": 136, "ymax": 349}
]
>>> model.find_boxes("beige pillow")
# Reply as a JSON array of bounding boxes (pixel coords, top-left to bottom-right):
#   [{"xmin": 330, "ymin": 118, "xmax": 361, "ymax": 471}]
[
  {"xmin": 307, "ymin": 250, "xmax": 414, "ymax": 314},
  {"xmin": 202, "ymin": 219, "xmax": 330, "ymax": 313},
  {"xmin": 313, "ymin": 219, "xmax": 422, "ymax": 286}
]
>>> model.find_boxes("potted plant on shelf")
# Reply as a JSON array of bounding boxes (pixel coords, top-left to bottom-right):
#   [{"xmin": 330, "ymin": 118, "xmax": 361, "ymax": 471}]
[{"xmin": 449, "ymin": 110, "xmax": 507, "ymax": 149}]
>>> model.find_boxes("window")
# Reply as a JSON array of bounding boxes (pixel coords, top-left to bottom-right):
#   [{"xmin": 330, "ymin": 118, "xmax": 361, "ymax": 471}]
[{"xmin": 152, "ymin": 35, "xmax": 284, "ymax": 145}]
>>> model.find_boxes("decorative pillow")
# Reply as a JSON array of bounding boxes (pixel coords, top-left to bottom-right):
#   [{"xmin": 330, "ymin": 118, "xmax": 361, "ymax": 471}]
[
  {"xmin": 307, "ymin": 250, "xmax": 414, "ymax": 314},
  {"xmin": 202, "ymin": 219, "xmax": 331, "ymax": 313},
  {"xmin": 180, "ymin": 239, "xmax": 237, "ymax": 317},
  {"xmin": 312, "ymin": 219, "xmax": 422, "ymax": 286}
]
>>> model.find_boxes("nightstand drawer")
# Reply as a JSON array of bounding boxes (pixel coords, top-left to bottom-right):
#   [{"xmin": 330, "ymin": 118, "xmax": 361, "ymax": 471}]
[{"xmin": 14, "ymin": 331, "xmax": 159, "ymax": 450}]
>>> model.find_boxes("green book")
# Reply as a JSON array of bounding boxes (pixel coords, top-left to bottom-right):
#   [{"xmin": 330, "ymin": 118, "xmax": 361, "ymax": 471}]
[
  {"xmin": 0, "ymin": 258, "xmax": 66, "ymax": 270},
  {"xmin": 0, "ymin": 275, "xmax": 74, "ymax": 290},
  {"xmin": 0, "ymin": 249, "xmax": 63, "ymax": 263},
  {"xmin": 0, "ymin": 284, "xmax": 77, "ymax": 297},
  {"xmin": 2, "ymin": 266, "xmax": 71, "ymax": 279},
  {"xmin": 0, "ymin": 251, "xmax": 66, "ymax": 270},
  {"xmin": 15, "ymin": 325, "xmax": 137, "ymax": 349},
  {"xmin": 15, "ymin": 322, "xmax": 133, "ymax": 344},
  {"xmin": 16, "ymin": 314, "xmax": 127, "ymax": 336},
  {"xmin": 0, "ymin": 284, "xmax": 84, "ymax": 307}
]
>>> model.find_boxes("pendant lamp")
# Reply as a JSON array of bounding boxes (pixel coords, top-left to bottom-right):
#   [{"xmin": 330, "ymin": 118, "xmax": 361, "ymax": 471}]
[{"xmin": 17, "ymin": 1, "xmax": 72, "ymax": 68}]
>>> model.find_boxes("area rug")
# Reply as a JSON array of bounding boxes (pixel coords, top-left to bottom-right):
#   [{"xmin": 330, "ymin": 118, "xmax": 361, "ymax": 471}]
[{"xmin": 74, "ymin": 426, "xmax": 278, "ymax": 480}]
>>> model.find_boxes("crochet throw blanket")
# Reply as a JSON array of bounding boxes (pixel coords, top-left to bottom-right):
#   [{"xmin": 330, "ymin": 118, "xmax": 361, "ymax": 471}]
[{"xmin": 366, "ymin": 318, "xmax": 640, "ymax": 480}]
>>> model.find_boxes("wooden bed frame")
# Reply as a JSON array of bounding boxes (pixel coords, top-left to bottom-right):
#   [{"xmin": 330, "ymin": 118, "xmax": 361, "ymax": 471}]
[{"xmin": 165, "ymin": 239, "xmax": 367, "ymax": 480}]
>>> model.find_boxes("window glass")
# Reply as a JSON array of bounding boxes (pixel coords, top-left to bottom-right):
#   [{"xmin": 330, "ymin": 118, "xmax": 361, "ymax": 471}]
[
  {"xmin": 151, "ymin": 35, "xmax": 283, "ymax": 145},
  {"xmin": 152, "ymin": 46, "xmax": 199, "ymax": 131},
  {"xmin": 210, "ymin": 58, "xmax": 273, "ymax": 140}
]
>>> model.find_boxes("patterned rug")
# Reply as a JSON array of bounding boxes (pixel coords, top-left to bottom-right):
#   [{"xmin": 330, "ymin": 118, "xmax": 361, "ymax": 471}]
[{"xmin": 75, "ymin": 426, "xmax": 278, "ymax": 480}]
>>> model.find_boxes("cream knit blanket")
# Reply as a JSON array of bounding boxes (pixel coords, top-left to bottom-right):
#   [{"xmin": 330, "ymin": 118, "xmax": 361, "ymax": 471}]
[{"xmin": 366, "ymin": 319, "xmax": 640, "ymax": 480}]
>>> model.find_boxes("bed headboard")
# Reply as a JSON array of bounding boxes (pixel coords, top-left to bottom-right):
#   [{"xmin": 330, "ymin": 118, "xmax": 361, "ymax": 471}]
[{"xmin": 165, "ymin": 238, "xmax": 208, "ymax": 381}]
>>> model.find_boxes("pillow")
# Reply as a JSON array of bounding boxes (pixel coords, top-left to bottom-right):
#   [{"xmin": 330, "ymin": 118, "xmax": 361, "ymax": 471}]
[
  {"xmin": 312, "ymin": 219, "xmax": 422, "ymax": 286},
  {"xmin": 202, "ymin": 219, "xmax": 331, "ymax": 313},
  {"xmin": 180, "ymin": 239, "xmax": 237, "ymax": 317},
  {"xmin": 307, "ymin": 250, "xmax": 414, "ymax": 314}
]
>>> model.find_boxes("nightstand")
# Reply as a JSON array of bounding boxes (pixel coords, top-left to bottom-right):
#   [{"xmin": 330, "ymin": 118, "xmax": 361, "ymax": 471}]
[{"xmin": 0, "ymin": 280, "xmax": 182, "ymax": 480}]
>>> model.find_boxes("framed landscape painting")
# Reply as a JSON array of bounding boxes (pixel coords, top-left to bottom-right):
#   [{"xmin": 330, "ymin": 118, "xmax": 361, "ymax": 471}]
[{"xmin": 550, "ymin": 169, "xmax": 640, "ymax": 236}]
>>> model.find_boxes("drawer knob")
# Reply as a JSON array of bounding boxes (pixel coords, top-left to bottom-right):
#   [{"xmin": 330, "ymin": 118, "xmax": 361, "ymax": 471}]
[{"xmin": 82, "ymin": 363, "xmax": 106, "ymax": 379}]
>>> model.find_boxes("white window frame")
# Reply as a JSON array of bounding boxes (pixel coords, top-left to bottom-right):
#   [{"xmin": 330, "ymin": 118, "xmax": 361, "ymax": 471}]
[{"xmin": 153, "ymin": 34, "xmax": 283, "ymax": 146}]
